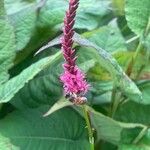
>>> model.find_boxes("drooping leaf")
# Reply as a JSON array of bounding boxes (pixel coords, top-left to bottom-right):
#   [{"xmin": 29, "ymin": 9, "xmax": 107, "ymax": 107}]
[
  {"xmin": 0, "ymin": 106, "xmax": 90, "ymax": 150},
  {"xmin": 0, "ymin": 18, "xmax": 16, "ymax": 84},
  {"xmin": 0, "ymin": 51, "xmax": 61, "ymax": 103},
  {"xmin": 74, "ymin": 33, "xmax": 142, "ymax": 102},
  {"xmin": 35, "ymin": 34, "xmax": 62, "ymax": 55},
  {"xmin": 5, "ymin": 0, "xmax": 37, "ymax": 51},
  {"xmin": 43, "ymin": 98, "xmax": 73, "ymax": 117},
  {"xmin": 125, "ymin": 0, "xmax": 150, "ymax": 35}
]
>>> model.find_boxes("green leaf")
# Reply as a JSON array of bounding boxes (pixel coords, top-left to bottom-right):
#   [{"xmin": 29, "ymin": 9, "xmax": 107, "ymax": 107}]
[
  {"xmin": 5, "ymin": 0, "xmax": 37, "ymax": 51},
  {"xmin": 0, "ymin": 51, "xmax": 61, "ymax": 103},
  {"xmin": 43, "ymin": 98, "xmax": 73, "ymax": 117},
  {"xmin": 125, "ymin": 0, "xmax": 150, "ymax": 35},
  {"xmin": 38, "ymin": 0, "xmax": 111, "ymax": 30},
  {"xmin": 118, "ymin": 130, "xmax": 150, "ymax": 150},
  {"xmin": 0, "ymin": 0, "xmax": 5, "ymax": 16},
  {"xmin": 118, "ymin": 144, "xmax": 146, "ymax": 150},
  {"xmin": 79, "ymin": 59, "xmax": 96, "ymax": 73},
  {"xmin": 11, "ymin": 50, "xmax": 63, "ymax": 109},
  {"xmin": 73, "ymin": 106, "xmax": 145, "ymax": 145},
  {"xmin": 77, "ymin": 106, "xmax": 147, "ymax": 145},
  {"xmin": 83, "ymin": 25, "xmax": 127, "ymax": 53},
  {"xmin": 0, "ymin": 18, "xmax": 16, "ymax": 84},
  {"xmin": 120, "ymin": 129, "xmax": 150, "ymax": 149},
  {"xmin": 75, "ymin": 0, "xmax": 111, "ymax": 30},
  {"xmin": 74, "ymin": 33, "xmax": 142, "ymax": 103},
  {"xmin": 10, "ymin": 49, "xmax": 96, "ymax": 109},
  {"xmin": 114, "ymin": 101, "xmax": 150, "ymax": 124},
  {"xmin": 38, "ymin": 0, "xmax": 66, "ymax": 28},
  {"xmin": 140, "ymin": 129, "xmax": 150, "ymax": 148},
  {"xmin": 0, "ymin": 135, "xmax": 19, "ymax": 150},
  {"xmin": 138, "ymin": 81, "xmax": 150, "ymax": 104},
  {"xmin": 0, "ymin": 106, "xmax": 90, "ymax": 150}
]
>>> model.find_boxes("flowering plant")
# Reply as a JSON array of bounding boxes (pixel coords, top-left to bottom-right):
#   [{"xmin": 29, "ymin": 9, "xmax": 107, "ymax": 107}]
[{"xmin": 0, "ymin": 0, "xmax": 149, "ymax": 150}]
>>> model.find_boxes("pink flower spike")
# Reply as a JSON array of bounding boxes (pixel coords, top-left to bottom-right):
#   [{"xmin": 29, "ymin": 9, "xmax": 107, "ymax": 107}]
[
  {"xmin": 60, "ymin": 0, "xmax": 89, "ymax": 99},
  {"xmin": 60, "ymin": 66, "xmax": 89, "ymax": 95}
]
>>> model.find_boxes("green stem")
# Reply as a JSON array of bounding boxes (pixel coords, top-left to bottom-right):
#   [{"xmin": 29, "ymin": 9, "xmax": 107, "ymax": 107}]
[
  {"xmin": 109, "ymin": 84, "xmax": 121, "ymax": 118},
  {"xmin": 144, "ymin": 17, "xmax": 150, "ymax": 37},
  {"xmin": 133, "ymin": 41, "xmax": 143, "ymax": 62},
  {"xmin": 83, "ymin": 105, "xmax": 94, "ymax": 150},
  {"xmin": 109, "ymin": 87, "xmax": 117, "ymax": 117},
  {"xmin": 126, "ymin": 41, "xmax": 143, "ymax": 77},
  {"xmin": 134, "ymin": 18, "xmax": 150, "ymax": 79}
]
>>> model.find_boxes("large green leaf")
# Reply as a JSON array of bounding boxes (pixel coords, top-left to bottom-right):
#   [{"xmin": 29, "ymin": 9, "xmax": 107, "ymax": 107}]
[
  {"xmin": 125, "ymin": 0, "xmax": 150, "ymax": 35},
  {"xmin": 0, "ymin": 106, "xmax": 90, "ymax": 150},
  {"xmin": 89, "ymin": 107, "xmax": 147, "ymax": 145},
  {"xmin": 83, "ymin": 25, "xmax": 127, "ymax": 53},
  {"xmin": 38, "ymin": 0, "xmax": 111, "ymax": 30},
  {"xmin": 114, "ymin": 101, "xmax": 150, "ymax": 124},
  {"xmin": 0, "ymin": 51, "xmax": 61, "ymax": 103},
  {"xmin": 5, "ymin": 0, "xmax": 37, "ymax": 51},
  {"xmin": 37, "ymin": 0, "xmax": 66, "ymax": 28},
  {"xmin": 28, "ymin": 101, "xmax": 148, "ymax": 147},
  {"xmin": 76, "ymin": 0, "xmax": 111, "ymax": 30},
  {"xmin": 0, "ymin": 18, "xmax": 16, "ymax": 84}
]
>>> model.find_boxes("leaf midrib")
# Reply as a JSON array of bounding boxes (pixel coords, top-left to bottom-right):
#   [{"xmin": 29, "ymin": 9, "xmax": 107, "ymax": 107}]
[{"xmin": 4, "ymin": 136, "xmax": 84, "ymax": 143}]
